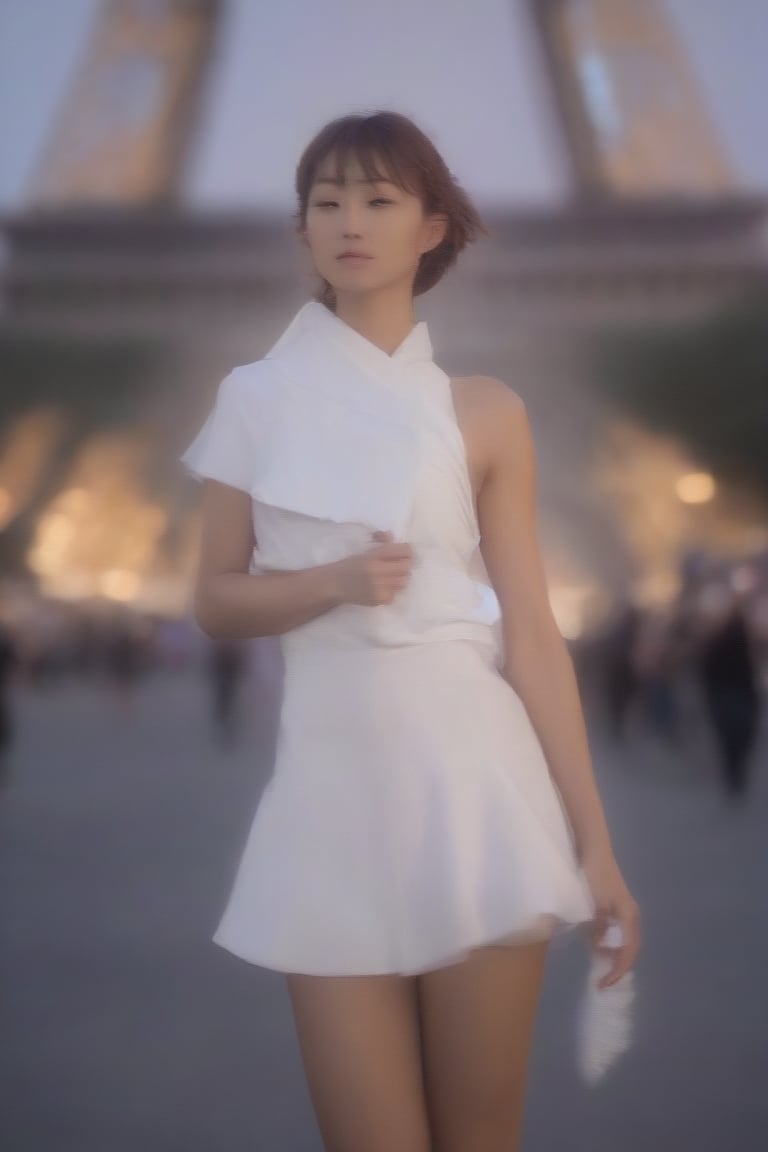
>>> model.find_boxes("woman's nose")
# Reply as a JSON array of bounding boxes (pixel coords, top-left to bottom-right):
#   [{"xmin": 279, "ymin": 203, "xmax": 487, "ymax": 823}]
[{"xmin": 340, "ymin": 206, "xmax": 364, "ymax": 236}]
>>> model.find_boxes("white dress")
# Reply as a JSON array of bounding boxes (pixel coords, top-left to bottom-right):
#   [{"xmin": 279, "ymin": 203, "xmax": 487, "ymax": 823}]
[{"xmin": 181, "ymin": 300, "xmax": 595, "ymax": 977}]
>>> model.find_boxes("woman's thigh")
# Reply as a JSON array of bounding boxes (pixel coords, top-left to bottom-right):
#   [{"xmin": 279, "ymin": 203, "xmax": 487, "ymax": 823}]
[
  {"xmin": 417, "ymin": 940, "xmax": 549, "ymax": 1152},
  {"xmin": 286, "ymin": 972, "xmax": 431, "ymax": 1152}
]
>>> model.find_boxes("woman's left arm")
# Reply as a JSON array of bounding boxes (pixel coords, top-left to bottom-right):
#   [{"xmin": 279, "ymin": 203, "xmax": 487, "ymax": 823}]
[{"xmin": 476, "ymin": 380, "xmax": 640, "ymax": 982}]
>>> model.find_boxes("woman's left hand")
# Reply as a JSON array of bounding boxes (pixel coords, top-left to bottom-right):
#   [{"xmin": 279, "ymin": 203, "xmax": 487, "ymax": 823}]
[{"xmin": 582, "ymin": 847, "xmax": 641, "ymax": 988}]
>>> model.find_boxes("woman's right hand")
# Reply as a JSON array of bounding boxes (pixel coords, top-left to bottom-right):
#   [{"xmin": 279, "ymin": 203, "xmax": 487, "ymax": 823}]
[
  {"xmin": 582, "ymin": 848, "xmax": 641, "ymax": 988},
  {"xmin": 332, "ymin": 531, "xmax": 414, "ymax": 607}
]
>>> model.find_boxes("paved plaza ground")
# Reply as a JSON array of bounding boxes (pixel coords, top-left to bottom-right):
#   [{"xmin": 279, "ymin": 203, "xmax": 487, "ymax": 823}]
[{"xmin": 1, "ymin": 650, "xmax": 766, "ymax": 1150}]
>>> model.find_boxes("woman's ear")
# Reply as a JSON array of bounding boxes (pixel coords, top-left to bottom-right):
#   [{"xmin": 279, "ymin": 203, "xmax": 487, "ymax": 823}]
[{"xmin": 422, "ymin": 214, "xmax": 448, "ymax": 255}]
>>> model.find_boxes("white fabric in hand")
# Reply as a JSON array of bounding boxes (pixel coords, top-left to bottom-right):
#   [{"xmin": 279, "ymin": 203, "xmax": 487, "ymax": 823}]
[{"xmin": 577, "ymin": 920, "xmax": 635, "ymax": 1085}]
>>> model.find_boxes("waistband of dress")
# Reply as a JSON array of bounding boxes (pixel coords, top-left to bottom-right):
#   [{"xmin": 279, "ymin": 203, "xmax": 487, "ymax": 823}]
[{"xmin": 281, "ymin": 619, "xmax": 502, "ymax": 661}]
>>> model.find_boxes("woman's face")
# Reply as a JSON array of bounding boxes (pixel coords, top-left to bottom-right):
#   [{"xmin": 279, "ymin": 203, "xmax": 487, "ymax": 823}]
[{"xmin": 303, "ymin": 152, "xmax": 445, "ymax": 299}]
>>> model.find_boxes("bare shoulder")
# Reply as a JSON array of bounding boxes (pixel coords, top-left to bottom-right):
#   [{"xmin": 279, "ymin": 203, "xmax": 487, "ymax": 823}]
[
  {"xmin": 451, "ymin": 375, "xmax": 530, "ymax": 470},
  {"xmin": 451, "ymin": 374, "xmax": 525, "ymax": 420}
]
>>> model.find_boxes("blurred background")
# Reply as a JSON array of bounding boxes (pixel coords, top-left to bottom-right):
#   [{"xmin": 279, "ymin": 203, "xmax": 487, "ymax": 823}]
[{"xmin": 0, "ymin": 1, "xmax": 766, "ymax": 1149}]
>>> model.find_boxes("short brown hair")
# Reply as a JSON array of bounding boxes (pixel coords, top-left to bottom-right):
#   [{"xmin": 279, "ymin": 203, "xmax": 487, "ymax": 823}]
[{"xmin": 294, "ymin": 111, "xmax": 486, "ymax": 307}]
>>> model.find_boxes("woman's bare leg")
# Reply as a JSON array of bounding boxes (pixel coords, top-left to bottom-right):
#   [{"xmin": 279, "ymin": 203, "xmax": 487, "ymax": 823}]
[
  {"xmin": 417, "ymin": 940, "xmax": 549, "ymax": 1152},
  {"xmin": 286, "ymin": 972, "xmax": 431, "ymax": 1152}
]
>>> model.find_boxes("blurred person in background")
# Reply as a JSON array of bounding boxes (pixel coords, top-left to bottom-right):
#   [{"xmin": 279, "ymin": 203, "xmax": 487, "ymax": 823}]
[
  {"xmin": 0, "ymin": 609, "xmax": 19, "ymax": 783},
  {"xmin": 751, "ymin": 584, "xmax": 768, "ymax": 679},
  {"xmin": 207, "ymin": 636, "xmax": 248, "ymax": 746},
  {"xmin": 104, "ymin": 610, "xmax": 149, "ymax": 713},
  {"xmin": 633, "ymin": 609, "xmax": 683, "ymax": 747},
  {"xmin": 155, "ymin": 615, "xmax": 195, "ymax": 671},
  {"xmin": 602, "ymin": 601, "xmax": 644, "ymax": 741},
  {"xmin": 181, "ymin": 111, "xmax": 640, "ymax": 1152},
  {"xmin": 695, "ymin": 585, "xmax": 762, "ymax": 801}
]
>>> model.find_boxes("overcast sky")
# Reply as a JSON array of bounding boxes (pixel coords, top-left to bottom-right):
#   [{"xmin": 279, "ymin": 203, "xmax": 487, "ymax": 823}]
[{"xmin": 0, "ymin": 0, "xmax": 766, "ymax": 211}]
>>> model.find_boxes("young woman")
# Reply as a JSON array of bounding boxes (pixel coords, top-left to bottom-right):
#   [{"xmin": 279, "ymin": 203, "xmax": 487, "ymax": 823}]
[{"xmin": 182, "ymin": 111, "xmax": 641, "ymax": 1152}]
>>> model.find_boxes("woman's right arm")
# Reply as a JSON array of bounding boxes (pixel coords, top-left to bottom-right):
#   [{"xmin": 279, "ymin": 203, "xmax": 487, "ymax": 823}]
[{"xmin": 191, "ymin": 480, "xmax": 414, "ymax": 640}]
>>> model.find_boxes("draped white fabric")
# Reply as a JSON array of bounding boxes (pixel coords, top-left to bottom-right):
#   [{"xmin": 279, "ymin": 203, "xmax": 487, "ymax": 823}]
[{"xmin": 181, "ymin": 300, "xmax": 595, "ymax": 977}]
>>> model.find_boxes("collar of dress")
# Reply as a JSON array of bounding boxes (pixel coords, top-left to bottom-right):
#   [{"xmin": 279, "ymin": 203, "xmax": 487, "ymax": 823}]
[
  {"xmin": 265, "ymin": 299, "xmax": 434, "ymax": 382},
  {"xmin": 244, "ymin": 300, "xmax": 449, "ymax": 537}
]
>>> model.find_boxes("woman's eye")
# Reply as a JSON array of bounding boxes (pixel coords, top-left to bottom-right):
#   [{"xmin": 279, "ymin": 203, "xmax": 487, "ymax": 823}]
[{"xmin": 312, "ymin": 198, "xmax": 393, "ymax": 208}]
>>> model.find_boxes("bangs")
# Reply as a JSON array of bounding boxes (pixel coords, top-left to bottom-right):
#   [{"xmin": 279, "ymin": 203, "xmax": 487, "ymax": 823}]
[{"xmin": 309, "ymin": 122, "xmax": 423, "ymax": 199}]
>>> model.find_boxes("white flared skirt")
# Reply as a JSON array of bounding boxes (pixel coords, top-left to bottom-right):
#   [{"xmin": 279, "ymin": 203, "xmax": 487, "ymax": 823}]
[{"xmin": 214, "ymin": 638, "xmax": 595, "ymax": 976}]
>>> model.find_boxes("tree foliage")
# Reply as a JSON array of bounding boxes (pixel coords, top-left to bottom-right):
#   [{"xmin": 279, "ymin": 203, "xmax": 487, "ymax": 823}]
[{"xmin": 584, "ymin": 290, "xmax": 768, "ymax": 504}]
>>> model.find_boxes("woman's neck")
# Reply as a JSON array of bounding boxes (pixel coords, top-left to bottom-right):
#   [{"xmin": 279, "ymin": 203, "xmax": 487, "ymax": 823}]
[{"xmin": 331, "ymin": 290, "xmax": 417, "ymax": 357}]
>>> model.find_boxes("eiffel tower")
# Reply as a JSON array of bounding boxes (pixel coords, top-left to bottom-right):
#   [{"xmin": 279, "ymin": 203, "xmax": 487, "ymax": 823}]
[
  {"xmin": 532, "ymin": 0, "xmax": 733, "ymax": 197},
  {"xmin": 27, "ymin": 0, "xmax": 221, "ymax": 207},
  {"xmin": 0, "ymin": 0, "xmax": 765, "ymax": 619}
]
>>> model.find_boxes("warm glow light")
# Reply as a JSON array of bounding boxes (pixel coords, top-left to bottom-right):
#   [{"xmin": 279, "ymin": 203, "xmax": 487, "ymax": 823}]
[
  {"xmin": 632, "ymin": 570, "xmax": 681, "ymax": 608},
  {"xmin": 27, "ymin": 509, "xmax": 77, "ymax": 574},
  {"xmin": 57, "ymin": 487, "xmax": 92, "ymax": 514},
  {"xmin": 27, "ymin": 548, "xmax": 60, "ymax": 576},
  {"xmin": 675, "ymin": 471, "xmax": 716, "ymax": 504},
  {"xmin": 549, "ymin": 584, "xmax": 596, "ymax": 640},
  {"xmin": 0, "ymin": 487, "xmax": 15, "ymax": 528},
  {"xmin": 43, "ymin": 511, "xmax": 74, "ymax": 542},
  {"xmin": 100, "ymin": 569, "xmax": 141, "ymax": 602},
  {"xmin": 23, "ymin": 432, "xmax": 172, "ymax": 608},
  {"xmin": 39, "ymin": 572, "xmax": 100, "ymax": 600}
]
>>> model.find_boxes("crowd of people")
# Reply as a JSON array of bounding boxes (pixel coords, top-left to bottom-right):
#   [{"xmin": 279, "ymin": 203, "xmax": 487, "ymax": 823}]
[
  {"xmin": 1, "ymin": 557, "xmax": 766, "ymax": 799},
  {"xmin": 0, "ymin": 595, "xmax": 252, "ymax": 762},
  {"xmin": 590, "ymin": 569, "xmax": 767, "ymax": 801}
]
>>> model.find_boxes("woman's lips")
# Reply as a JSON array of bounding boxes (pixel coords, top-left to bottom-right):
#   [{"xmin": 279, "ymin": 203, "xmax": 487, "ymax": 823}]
[{"xmin": 337, "ymin": 254, "xmax": 373, "ymax": 262}]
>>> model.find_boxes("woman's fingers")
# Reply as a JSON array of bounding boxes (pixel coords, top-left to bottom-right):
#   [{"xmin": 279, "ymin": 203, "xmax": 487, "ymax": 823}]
[
  {"xmin": 368, "ymin": 533, "xmax": 416, "ymax": 601},
  {"xmin": 596, "ymin": 905, "xmax": 641, "ymax": 988},
  {"xmin": 599, "ymin": 950, "xmax": 630, "ymax": 989},
  {"xmin": 379, "ymin": 543, "xmax": 413, "ymax": 560}
]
